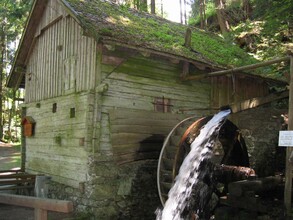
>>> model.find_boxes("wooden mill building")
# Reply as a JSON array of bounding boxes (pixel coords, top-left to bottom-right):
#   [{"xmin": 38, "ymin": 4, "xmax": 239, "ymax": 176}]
[{"xmin": 7, "ymin": 0, "xmax": 289, "ymax": 218}]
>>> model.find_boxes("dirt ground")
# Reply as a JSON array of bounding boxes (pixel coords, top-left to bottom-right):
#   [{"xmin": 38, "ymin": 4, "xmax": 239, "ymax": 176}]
[
  {"xmin": 0, "ymin": 142, "xmax": 19, "ymax": 169},
  {"xmin": 0, "ymin": 142, "xmax": 75, "ymax": 220}
]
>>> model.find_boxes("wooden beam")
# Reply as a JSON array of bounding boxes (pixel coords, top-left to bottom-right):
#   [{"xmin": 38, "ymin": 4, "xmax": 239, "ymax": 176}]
[
  {"xmin": 230, "ymin": 90, "xmax": 289, "ymax": 113},
  {"xmin": 102, "ymin": 39, "xmax": 220, "ymax": 71},
  {"xmin": 184, "ymin": 56, "xmax": 290, "ymax": 81},
  {"xmin": 0, "ymin": 193, "xmax": 73, "ymax": 213},
  {"xmin": 285, "ymin": 54, "xmax": 293, "ymax": 216},
  {"xmin": 0, "ymin": 193, "xmax": 73, "ymax": 220},
  {"xmin": 181, "ymin": 62, "xmax": 190, "ymax": 78}
]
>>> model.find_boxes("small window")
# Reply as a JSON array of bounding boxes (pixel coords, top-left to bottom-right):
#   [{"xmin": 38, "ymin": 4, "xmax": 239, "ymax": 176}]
[
  {"xmin": 70, "ymin": 108, "xmax": 76, "ymax": 118},
  {"xmin": 154, "ymin": 97, "xmax": 172, "ymax": 113},
  {"xmin": 52, "ymin": 103, "xmax": 57, "ymax": 113}
]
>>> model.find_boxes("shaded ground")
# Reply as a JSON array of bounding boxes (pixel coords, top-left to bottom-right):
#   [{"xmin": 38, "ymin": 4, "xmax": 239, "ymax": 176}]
[
  {"xmin": 0, "ymin": 142, "xmax": 75, "ymax": 220},
  {"xmin": 0, "ymin": 142, "xmax": 21, "ymax": 170}
]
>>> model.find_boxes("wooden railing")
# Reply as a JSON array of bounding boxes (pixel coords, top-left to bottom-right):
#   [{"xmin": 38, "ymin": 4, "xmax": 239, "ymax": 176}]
[
  {"xmin": 0, "ymin": 193, "xmax": 74, "ymax": 220},
  {"xmin": 0, "ymin": 169, "xmax": 35, "ymax": 194},
  {"xmin": 0, "ymin": 170, "xmax": 74, "ymax": 219}
]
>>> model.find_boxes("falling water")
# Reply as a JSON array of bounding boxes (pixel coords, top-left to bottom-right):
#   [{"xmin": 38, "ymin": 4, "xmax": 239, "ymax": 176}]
[{"xmin": 156, "ymin": 109, "xmax": 231, "ymax": 220}]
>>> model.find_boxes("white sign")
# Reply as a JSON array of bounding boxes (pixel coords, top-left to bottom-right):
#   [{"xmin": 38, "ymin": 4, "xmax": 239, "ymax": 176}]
[{"xmin": 279, "ymin": 131, "xmax": 293, "ymax": 147}]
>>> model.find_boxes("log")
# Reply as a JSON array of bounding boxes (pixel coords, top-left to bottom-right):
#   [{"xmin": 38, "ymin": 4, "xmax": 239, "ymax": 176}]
[
  {"xmin": 228, "ymin": 176, "xmax": 282, "ymax": 197},
  {"xmin": 184, "ymin": 56, "xmax": 290, "ymax": 81},
  {"xmin": 214, "ymin": 164, "xmax": 255, "ymax": 183},
  {"xmin": 0, "ymin": 193, "xmax": 73, "ymax": 213}
]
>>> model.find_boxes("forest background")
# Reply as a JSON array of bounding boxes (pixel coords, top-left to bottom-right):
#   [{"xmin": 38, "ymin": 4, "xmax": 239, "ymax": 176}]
[{"xmin": 0, "ymin": 0, "xmax": 292, "ymax": 143}]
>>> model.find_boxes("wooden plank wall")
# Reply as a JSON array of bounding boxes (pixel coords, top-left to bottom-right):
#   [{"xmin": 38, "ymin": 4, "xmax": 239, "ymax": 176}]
[
  {"xmin": 24, "ymin": 92, "xmax": 93, "ymax": 188},
  {"xmin": 99, "ymin": 47, "xmax": 213, "ymax": 163},
  {"xmin": 109, "ymin": 108, "xmax": 189, "ymax": 164},
  {"xmin": 101, "ymin": 51, "xmax": 211, "ymax": 113},
  {"xmin": 25, "ymin": 0, "xmax": 97, "ymax": 103},
  {"xmin": 211, "ymin": 75, "xmax": 269, "ymax": 108}
]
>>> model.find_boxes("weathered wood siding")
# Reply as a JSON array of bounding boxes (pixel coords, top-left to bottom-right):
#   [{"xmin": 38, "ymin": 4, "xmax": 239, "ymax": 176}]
[
  {"xmin": 99, "ymin": 47, "xmax": 212, "ymax": 163},
  {"xmin": 22, "ymin": 0, "xmax": 96, "ymax": 188},
  {"xmin": 108, "ymin": 108, "xmax": 191, "ymax": 163},
  {"xmin": 211, "ymin": 75, "xmax": 269, "ymax": 108},
  {"xmin": 24, "ymin": 92, "xmax": 94, "ymax": 188},
  {"xmin": 101, "ymin": 52, "xmax": 211, "ymax": 113},
  {"xmin": 25, "ymin": 0, "xmax": 97, "ymax": 103}
]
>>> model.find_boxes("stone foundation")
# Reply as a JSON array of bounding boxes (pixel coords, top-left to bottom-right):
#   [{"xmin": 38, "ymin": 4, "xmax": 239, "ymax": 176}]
[
  {"xmin": 234, "ymin": 101, "xmax": 288, "ymax": 177},
  {"xmin": 48, "ymin": 159, "xmax": 161, "ymax": 219}
]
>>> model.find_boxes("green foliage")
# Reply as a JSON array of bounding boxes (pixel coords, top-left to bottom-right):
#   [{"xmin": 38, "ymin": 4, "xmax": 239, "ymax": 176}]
[
  {"xmin": 0, "ymin": 0, "xmax": 33, "ymax": 142},
  {"xmin": 189, "ymin": 1, "xmax": 216, "ymax": 26},
  {"xmin": 227, "ymin": 0, "xmax": 293, "ymax": 81},
  {"xmin": 188, "ymin": 0, "xmax": 292, "ymax": 81}
]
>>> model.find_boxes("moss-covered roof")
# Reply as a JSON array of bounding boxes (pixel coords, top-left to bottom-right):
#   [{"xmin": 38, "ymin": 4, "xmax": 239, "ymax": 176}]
[
  {"xmin": 7, "ymin": 0, "xmax": 286, "ymax": 89},
  {"xmin": 62, "ymin": 0, "xmax": 259, "ymax": 70}
]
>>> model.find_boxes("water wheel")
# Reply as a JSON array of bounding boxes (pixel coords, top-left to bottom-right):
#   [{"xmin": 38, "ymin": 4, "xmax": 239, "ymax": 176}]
[{"xmin": 157, "ymin": 115, "xmax": 250, "ymax": 206}]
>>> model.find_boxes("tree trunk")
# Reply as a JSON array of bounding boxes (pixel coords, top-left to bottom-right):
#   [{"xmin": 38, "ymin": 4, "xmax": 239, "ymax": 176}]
[
  {"xmin": 203, "ymin": 0, "xmax": 207, "ymax": 27},
  {"xmin": 7, "ymin": 90, "xmax": 16, "ymax": 143},
  {"xmin": 0, "ymin": 25, "xmax": 4, "ymax": 140},
  {"xmin": 200, "ymin": 0, "xmax": 207, "ymax": 29},
  {"xmin": 214, "ymin": 0, "xmax": 230, "ymax": 33},
  {"xmin": 183, "ymin": 0, "xmax": 187, "ymax": 24},
  {"xmin": 180, "ymin": 0, "xmax": 183, "ymax": 24},
  {"xmin": 242, "ymin": 0, "xmax": 252, "ymax": 20},
  {"xmin": 151, "ymin": 0, "xmax": 155, "ymax": 14}
]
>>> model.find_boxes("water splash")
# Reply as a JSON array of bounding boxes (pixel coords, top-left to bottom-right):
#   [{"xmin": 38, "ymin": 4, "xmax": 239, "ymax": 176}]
[{"xmin": 157, "ymin": 109, "xmax": 231, "ymax": 220}]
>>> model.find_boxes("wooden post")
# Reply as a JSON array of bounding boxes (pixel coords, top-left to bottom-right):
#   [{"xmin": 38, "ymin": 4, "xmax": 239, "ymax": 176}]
[
  {"xmin": 35, "ymin": 208, "xmax": 48, "ymax": 220},
  {"xmin": 21, "ymin": 106, "xmax": 27, "ymax": 171},
  {"xmin": 285, "ymin": 54, "xmax": 293, "ymax": 216}
]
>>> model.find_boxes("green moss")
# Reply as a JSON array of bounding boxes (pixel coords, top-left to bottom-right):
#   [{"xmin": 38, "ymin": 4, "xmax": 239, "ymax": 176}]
[
  {"xmin": 65, "ymin": 0, "xmax": 276, "ymax": 79},
  {"xmin": 99, "ymin": 27, "xmax": 112, "ymax": 36},
  {"xmin": 54, "ymin": 135, "xmax": 62, "ymax": 146}
]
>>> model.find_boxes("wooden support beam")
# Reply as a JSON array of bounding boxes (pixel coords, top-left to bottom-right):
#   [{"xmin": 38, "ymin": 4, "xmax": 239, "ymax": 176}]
[
  {"xmin": 181, "ymin": 62, "xmax": 190, "ymax": 78},
  {"xmin": 184, "ymin": 56, "xmax": 290, "ymax": 81},
  {"xmin": 285, "ymin": 54, "xmax": 293, "ymax": 216},
  {"xmin": 181, "ymin": 28, "xmax": 192, "ymax": 78}
]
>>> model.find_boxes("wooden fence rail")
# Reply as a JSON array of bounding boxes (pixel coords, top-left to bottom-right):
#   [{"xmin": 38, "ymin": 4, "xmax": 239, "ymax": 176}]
[
  {"xmin": 0, "ymin": 171, "xmax": 36, "ymax": 194},
  {"xmin": 0, "ymin": 193, "xmax": 73, "ymax": 220}
]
